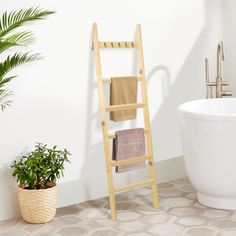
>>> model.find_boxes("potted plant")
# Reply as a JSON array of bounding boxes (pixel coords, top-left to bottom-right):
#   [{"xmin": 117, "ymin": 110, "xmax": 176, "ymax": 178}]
[
  {"xmin": 11, "ymin": 143, "xmax": 71, "ymax": 224},
  {"xmin": 0, "ymin": 7, "xmax": 55, "ymax": 111}
]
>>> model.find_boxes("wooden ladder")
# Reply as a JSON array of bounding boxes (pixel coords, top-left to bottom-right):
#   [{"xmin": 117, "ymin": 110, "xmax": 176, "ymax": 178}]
[{"xmin": 92, "ymin": 23, "xmax": 159, "ymax": 220}]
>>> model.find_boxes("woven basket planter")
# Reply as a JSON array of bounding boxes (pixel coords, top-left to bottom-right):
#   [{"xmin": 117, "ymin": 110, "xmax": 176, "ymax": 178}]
[{"xmin": 18, "ymin": 184, "xmax": 57, "ymax": 224}]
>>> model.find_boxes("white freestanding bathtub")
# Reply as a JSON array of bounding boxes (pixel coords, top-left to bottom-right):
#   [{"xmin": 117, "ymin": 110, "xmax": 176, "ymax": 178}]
[{"xmin": 179, "ymin": 98, "xmax": 236, "ymax": 210}]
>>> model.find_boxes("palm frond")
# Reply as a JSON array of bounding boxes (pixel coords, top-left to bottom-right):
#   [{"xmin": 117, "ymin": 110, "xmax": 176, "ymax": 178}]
[
  {"xmin": 0, "ymin": 41, "xmax": 17, "ymax": 54},
  {"xmin": 0, "ymin": 7, "xmax": 55, "ymax": 38},
  {"xmin": 0, "ymin": 31, "xmax": 34, "ymax": 53},
  {"xmin": 0, "ymin": 90, "xmax": 13, "ymax": 111},
  {"xmin": 0, "ymin": 76, "xmax": 16, "ymax": 88},
  {"xmin": 0, "ymin": 52, "xmax": 41, "ymax": 81}
]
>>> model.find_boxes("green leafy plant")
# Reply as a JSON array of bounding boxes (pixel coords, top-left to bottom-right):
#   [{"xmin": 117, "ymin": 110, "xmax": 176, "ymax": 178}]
[
  {"xmin": 11, "ymin": 143, "xmax": 71, "ymax": 190},
  {"xmin": 0, "ymin": 7, "xmax": 55, "ymax": 111}
]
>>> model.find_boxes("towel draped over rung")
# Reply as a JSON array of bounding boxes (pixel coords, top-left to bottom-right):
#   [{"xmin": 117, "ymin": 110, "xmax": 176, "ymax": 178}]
[
  {"xmin": 105, "ymin": 103, "xmax": 145, "ymax": 112},
  {"xmin": 92, "ymin": 22, "xmax": 159, "ymax": 221},
  {"xmin": 101, "ymin": 77, "xmax": 142, "ymax": 84}
]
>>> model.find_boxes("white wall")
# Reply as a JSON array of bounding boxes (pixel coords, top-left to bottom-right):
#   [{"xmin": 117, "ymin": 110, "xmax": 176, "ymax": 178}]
[
  {"xmin": 0, "ymin": 0, "xmax": 222, "ymax": 221},
  {"xmin": 222, "ymin": 0, "xmax": 236, "ymax": 95}
]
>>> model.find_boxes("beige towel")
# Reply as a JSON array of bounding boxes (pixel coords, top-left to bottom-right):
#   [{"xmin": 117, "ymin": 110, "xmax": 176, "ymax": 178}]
[
  {"xmin": 112, "ymin": 128, "xmax": 146, "ymax": 173},
  {"xmin": 110, "ymin": 76, "xmax": 137, "ymax": 122}
]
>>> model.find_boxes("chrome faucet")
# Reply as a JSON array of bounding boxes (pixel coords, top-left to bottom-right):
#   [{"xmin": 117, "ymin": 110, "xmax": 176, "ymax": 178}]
[{"xmin": 205, "ymin": 41, "xmax": 232, "ymax": 98}]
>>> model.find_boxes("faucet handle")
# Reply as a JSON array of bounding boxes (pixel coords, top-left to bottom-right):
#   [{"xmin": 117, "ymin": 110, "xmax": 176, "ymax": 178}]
[
  {"xmin": 206, "ymin": 82, "xmax": 216, "ymax": 86},
  {"xmin": 221, "ymin": 91, "xmax": 232, "ymax": 97},
  {"xmin": 221, "ymin": 81, "xmax": 229, "ymax": 86},
  {"xmin": 219, "ymin": 41, "xmax": 226, "ymax": 61},
  {"xmin": 205, "ymin": 58, "xmax": 210, "ymax": 98}
]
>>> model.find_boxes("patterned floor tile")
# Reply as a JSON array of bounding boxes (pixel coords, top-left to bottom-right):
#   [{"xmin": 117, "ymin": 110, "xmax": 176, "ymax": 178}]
[
  {"xmin": 169, "ymin": 206, "xmax": 204, "ymax": 217},
  {"xmin": 177, "ymin": 216, "xmax": 207, "ymax": 226},
  {"xmin": 57, "ymin": 226, "xmax": 87, "ymax": 236},
  {"xmin": 170, "ymin": 178, "xmax": 191, "ymax": 185},
  {"xmin": 78, "ymin": 208, "xmax": 108, "ymax": 219},
  {"xmin": 182, "ymin": 226, "xmax": 217, "ymax": 236},
  {"xmin": 160, "ymin": 197, "xmax": 193, "ymax": 208},
  {"xmin": 147, "ymin": 222, "xmax": 185, "ymax": 235},
  {"xmin": 209, "ymin": 219, "xmax": 236, "ymax": 228},
  {"xmin": 221, "ymin": 229, "xmax": 236, "ymax": 236},
  {"xmin": 118, "ymin": 221, "xmax": 146, "ymax": 232},
  {"xmin": 87, "ymin": 228, "xmax": 123, "ymax": 236},
  {"xmin": 159, "ymin": 189, "xmax": 183, "ymax": 198},
  {"xmin": 203, "ymin": 209, "xmax": 230, "ymax": 219},
  {"xmin": 127, "ymin": 233, "xmax": 152, "ymax": 236},
  {"xmin": 176, "ymin": 184, "xmax": 196, "ymax": 193},
  {"xmin": 117, "ymin": 212, "xmax": 141, "ymax": 221},
  {"xmin": 2, "ymin": 178, "xmax": 236, "ymax": 236},
  {"xmin": 143, "ymin": 213, "xmax": 176, "ymax": 224},
  {"xmin": 158, "ymin": 182, "xmax": 175, "ymax": 190}
]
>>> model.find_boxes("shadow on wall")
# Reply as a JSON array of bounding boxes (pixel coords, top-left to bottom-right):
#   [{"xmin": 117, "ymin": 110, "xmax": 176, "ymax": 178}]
[
  {"xmin": 0, "ymin": 165, "xmax": 19, "ymax": 218},
  {"xmin": 0, "ymin": 0, "xmax": 216, "ymax": 219},
  {"xmin": 80, "ymin": 0, "xmax": 211, "ymax": 200},
  {"xmin": 149, "ymin": 30, "xmax": 207, "ymax": 160},
  {"xmin": 81, "ymin": 29, "xmax": 141, "ymax": 199}
]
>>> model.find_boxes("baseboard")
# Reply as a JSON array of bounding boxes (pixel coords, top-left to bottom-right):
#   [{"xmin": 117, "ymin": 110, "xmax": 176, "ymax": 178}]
[
  {"xmin": 156, "ymin": 156, "xmax": 187, "ymax": 183},
  {"xmin": 57, "ymin": 156, "xmax": 186, "ymax": 208},
  {"xmin": 0, "ymin": 156, "xmax": 186, "ymax": 221}
]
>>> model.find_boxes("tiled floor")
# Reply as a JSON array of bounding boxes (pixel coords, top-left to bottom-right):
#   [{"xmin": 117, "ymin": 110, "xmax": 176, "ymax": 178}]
[{"xmin": 1, "ymin": 178, "xmax": 236, "ymax": 235}]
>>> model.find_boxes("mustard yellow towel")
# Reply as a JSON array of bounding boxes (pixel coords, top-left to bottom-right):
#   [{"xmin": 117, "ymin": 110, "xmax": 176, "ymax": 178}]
[{"xmin": 110, "ymin": 76, "xmax": 137, "ymax": 122}]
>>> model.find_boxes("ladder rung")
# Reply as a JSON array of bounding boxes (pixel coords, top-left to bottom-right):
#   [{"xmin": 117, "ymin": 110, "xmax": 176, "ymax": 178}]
[
  {"xmin": 102, "ymin": 77, "xmax": 142, "ymax": 84},
  {"xmin": 111, "ymin": 155, "xmax": 150, "ymax": 167},
  {"xmin": 99, "ymin": 41, "xmax": 136, "ymax": 48},
  {"xmin": 108, "ymin": 128, "xmax": 149, "ymax": 139},
  {"xmin": 105, "ymin": 103, "xmax": 145, "ymax": 112},
  {"xmin": 114, "ymin": 178, "xmax": 154, "ymax": 193},
  {"xmin": 206, "ymin": 81, "xmax": 229, "ymax": 86}
]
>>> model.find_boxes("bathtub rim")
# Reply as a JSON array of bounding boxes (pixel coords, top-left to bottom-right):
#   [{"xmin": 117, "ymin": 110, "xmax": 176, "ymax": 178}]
[{"xmin": 178, "ymin": 98, "xmax": 236, "ymax": 122}]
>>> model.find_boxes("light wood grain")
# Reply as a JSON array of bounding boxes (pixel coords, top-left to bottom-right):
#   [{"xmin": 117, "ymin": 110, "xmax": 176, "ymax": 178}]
[
  {"xmin": 92, "ymin": 23, "xmax": 159, "ymax": 220},
  {"xmin": 115, "ymin": 179, "xmax": 154, "ymax": 193},
  {"xmin": 136, "ymin": 24, "xmax": 159, "ymax": 208}
]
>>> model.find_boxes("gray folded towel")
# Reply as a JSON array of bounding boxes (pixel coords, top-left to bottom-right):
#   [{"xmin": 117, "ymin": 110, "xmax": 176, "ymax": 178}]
[{"xmin": 112, "ymin": 128, "xmax": 146, "ymax": 173}]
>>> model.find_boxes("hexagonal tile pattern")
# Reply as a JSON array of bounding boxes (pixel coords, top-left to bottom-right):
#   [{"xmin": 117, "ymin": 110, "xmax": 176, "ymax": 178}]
[
  {"xmin": 144, "ymin": 213, "xmax": 176, "ymax": 224},
  {"xmin": 148, "ymin": 222, "xmax": 185, "ymax": 235},
  {"xmin": 161, "ymin": 197, "xmax": 193, "ymax": 207},
  {"xmin": 221, "ymin": 229, "xmax": 236, "ymax": 236},
  {"xmin": 183, "ymin": 226, "xmax": 217, "ymax": 236},
  {"xmin": 177, "ymin": 216, "xmax": 207, "ymax": 226},
  {"xmin": 230, "ymin": 212, "xmax": 236, "ymax": 221},
  {"xmin": 118, "ymin": 221, "xmax": 146, "ymax": 232},
  {"xmin": 209, "ymin": 219, "xmax": 236, "ymax": 228},
  {"xmin": 78, "ymin": 208, "xmax": 108, "ymax": 218},
  {"xmin": 203, "ymin": 209, "xmax": 230, "ymax": 219},
  {"xmin": 176, "ymin": 184, "xmax": 196, "ymax": 193},
  {"xmin": 117, "ymin": 212, "xmax": 141, "ymax": 221},
  {"xmin": 57, "ymin": 226, "xmax": 87, "ymax": 236},
  {"xmin": 169, "ymin": 206, "xmax": 203, "ymax": 217},
  {"xmin": 159, "ymin": 189, "xmax": 183, "ymax": 197},
  {"xmin": 87, "ymin": 229, "xmax": 121, "ymax": 236},
  {"xmin": 127, "ymin": 233, "xmax": 152, "ymax": 236},
  {"xmin": 1, "ymin": 178, "xmax": 236, "ymax": 235}
]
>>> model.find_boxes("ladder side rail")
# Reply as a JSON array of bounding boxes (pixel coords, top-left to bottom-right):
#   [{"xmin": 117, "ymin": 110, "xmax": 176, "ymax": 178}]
[
  {"xmin": 136, "ymin": 24, "xmax": 159, "ymax": 208},
  {"xmin": 92, "ymin": 23, "xmax": 117, "ymax": 220}
]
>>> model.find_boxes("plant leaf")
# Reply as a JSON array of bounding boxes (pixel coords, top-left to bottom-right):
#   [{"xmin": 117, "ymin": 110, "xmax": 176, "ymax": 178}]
[
  {"xmin": 0, "ymin": 7, "xmax": 55, "ymax": 38},
  {"xmin": 0, "ymin": 76, "xmax": 16, "ymax": 88},
  {"xmin": 0, "ymin": 31, "xmax": 35, "ymax": 53},
  {"xmin": 0, "ymin": 52, "xmax": 41, "ymax": 81},
  {"xmin": 0, "ymin": 90, "xmax": 13, "ymax": 111}
]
